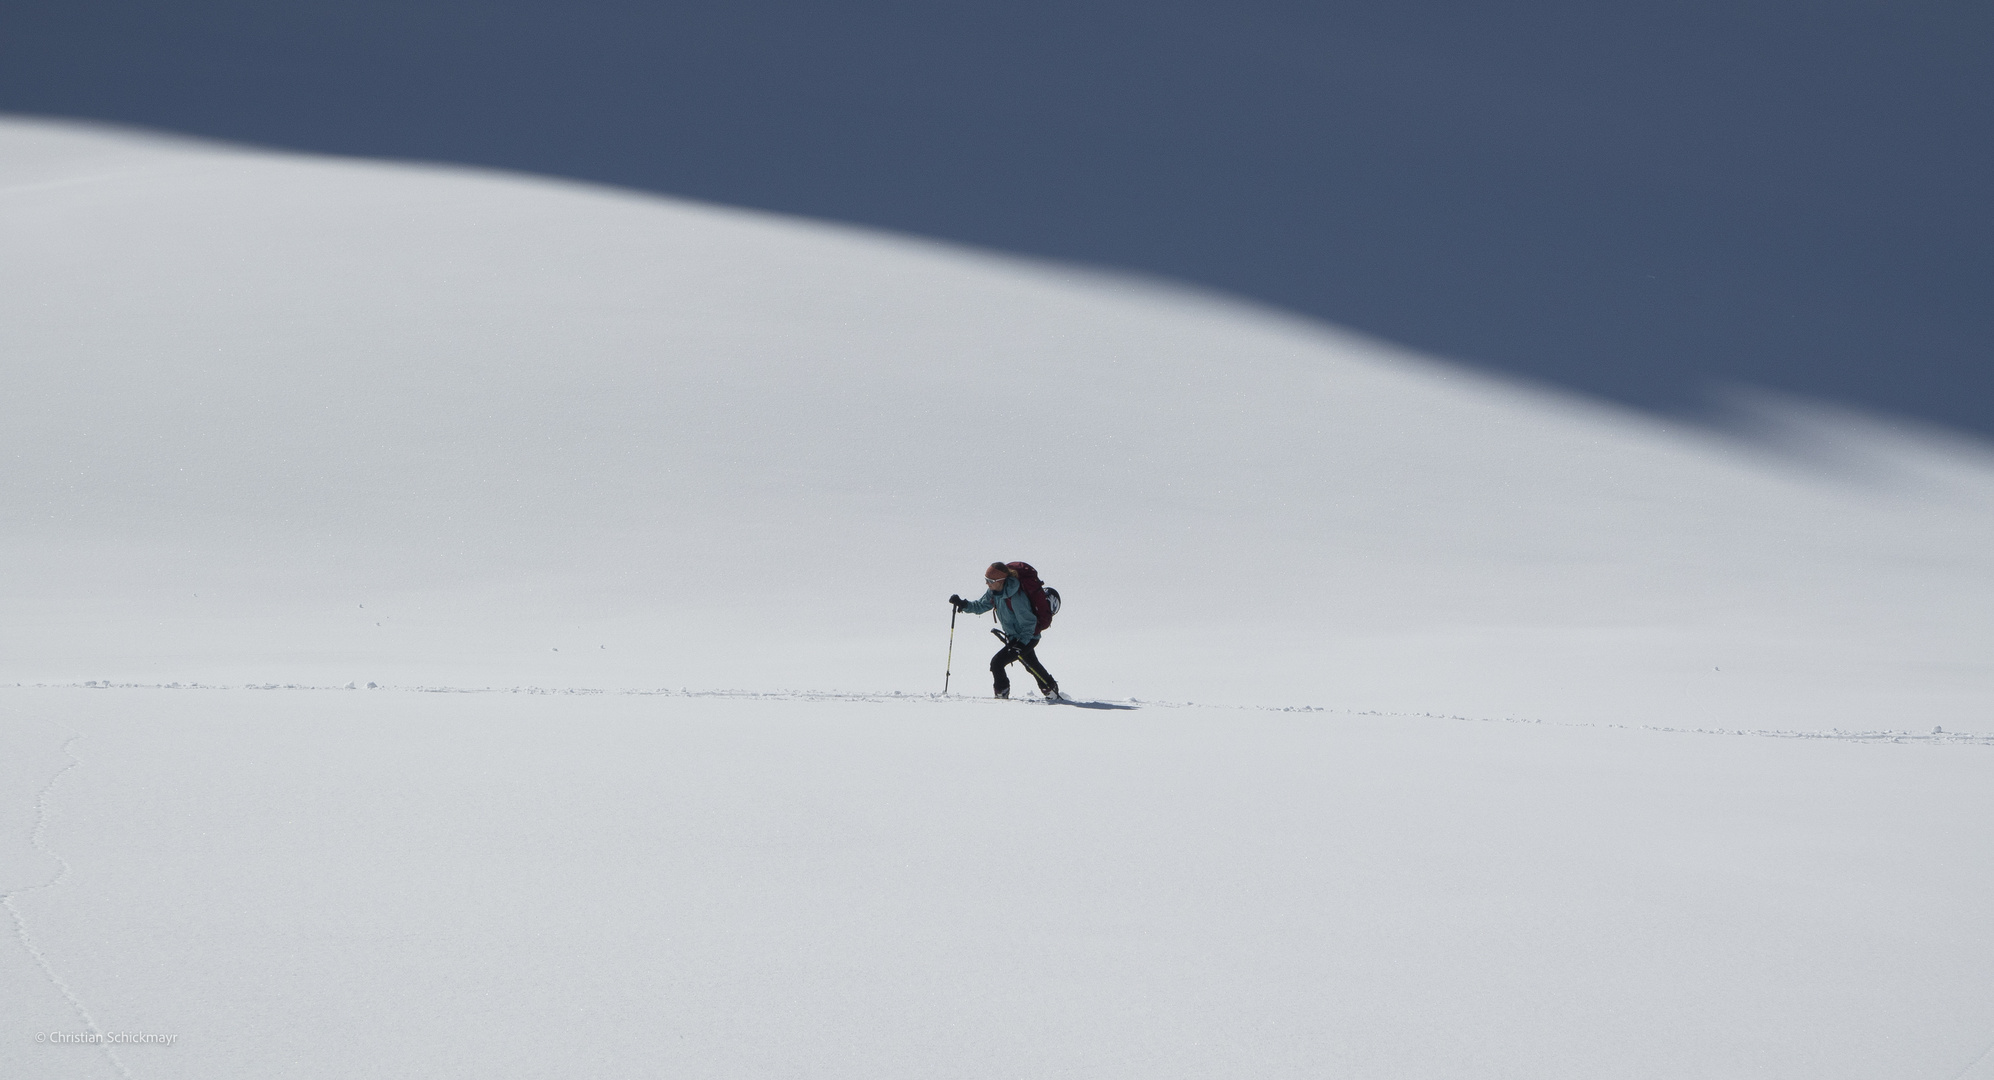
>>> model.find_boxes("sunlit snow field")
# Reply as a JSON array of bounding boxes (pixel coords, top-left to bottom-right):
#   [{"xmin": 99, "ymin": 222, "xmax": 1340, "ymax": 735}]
[{"xmin": 3, "ymin": 117, "xmax": 1992, "ymax": 1078}]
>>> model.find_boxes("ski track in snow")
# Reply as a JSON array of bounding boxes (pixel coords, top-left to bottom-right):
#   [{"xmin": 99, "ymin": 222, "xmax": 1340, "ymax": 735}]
[
  {"xmin": 0, "ymin": 719, "xmax": 132, "ymax": 1080},
  {"xmin": 1953, "ymin": 1035, "xmax": 1994, "ymax": 1080},
  {"xmin": 12, "ymin": 681, "xmax": 1992, "ymax": 747}
]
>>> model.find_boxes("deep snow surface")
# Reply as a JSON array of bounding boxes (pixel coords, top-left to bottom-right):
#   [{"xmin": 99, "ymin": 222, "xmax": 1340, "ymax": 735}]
[
  {"xmin": 5, "ymin": 686, "xmax": 1994, "ymax": 1080},
  {"xmin": 4, "ymin": 118, "xmax": 1994, "ymax": 1078}
]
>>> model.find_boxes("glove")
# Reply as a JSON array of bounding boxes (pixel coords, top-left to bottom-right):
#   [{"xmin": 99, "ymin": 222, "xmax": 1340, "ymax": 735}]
[{"xmin": 949, "ymin": 594, "xmax": 965, "ymax": 610}]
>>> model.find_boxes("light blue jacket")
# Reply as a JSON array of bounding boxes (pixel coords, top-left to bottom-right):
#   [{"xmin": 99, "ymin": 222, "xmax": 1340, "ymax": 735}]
[{"xmin": 962, "ymin": 576, "xmax": 1039, "ymax": 644}]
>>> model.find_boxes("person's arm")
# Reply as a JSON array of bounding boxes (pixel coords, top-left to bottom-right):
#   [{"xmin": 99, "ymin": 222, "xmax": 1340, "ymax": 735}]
[{"xmin": 959, "ymin": 588, "xmax": 997, "ymax": 615}]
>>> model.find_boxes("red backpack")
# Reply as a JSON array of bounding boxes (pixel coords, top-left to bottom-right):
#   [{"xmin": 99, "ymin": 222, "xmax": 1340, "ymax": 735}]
[{"xmin": 1006, "ymin": 561, "xmax": 1061, "ymax": 632}]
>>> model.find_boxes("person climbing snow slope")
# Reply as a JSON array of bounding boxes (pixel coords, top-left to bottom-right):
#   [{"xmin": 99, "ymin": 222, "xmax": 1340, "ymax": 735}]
[{"xmin": 952, "ymin": 562, "xmax": 1060, "ymax": 701}]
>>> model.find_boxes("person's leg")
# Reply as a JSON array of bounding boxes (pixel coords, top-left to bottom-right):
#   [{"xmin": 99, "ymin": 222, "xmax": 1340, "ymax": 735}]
[
  {"xmin": 1015, "ymin": 642, "xmax": 1058, "ymax": 696},
  {"xmin": 989, "ymin": 644, "xmax": 1018, "ymax": 697}
]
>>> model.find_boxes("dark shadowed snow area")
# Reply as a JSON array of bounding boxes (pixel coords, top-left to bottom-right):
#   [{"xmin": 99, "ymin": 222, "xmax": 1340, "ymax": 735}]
[{"xmin": 3, "ymin": 0, "xmax": 1990, "ymax": 438}]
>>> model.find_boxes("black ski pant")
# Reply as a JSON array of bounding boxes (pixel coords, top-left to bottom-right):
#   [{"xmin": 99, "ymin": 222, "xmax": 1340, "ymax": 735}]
[{"xmin": 991, "ymin": 639, "xmax": 1057, "ymax": 696}]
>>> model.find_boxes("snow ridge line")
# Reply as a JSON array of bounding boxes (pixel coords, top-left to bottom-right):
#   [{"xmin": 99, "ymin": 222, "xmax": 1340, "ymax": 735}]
[
  {"xmin": 1331, "ymin": 707, "xmax": 1994, "ymax": 746},
  {"xmin": 0, "ymin": 722, "xmax": 132, "ymax": 1080},
  {"xmin": 15, "ymin": 680, "xmax": 1994, "ymax": 746}
]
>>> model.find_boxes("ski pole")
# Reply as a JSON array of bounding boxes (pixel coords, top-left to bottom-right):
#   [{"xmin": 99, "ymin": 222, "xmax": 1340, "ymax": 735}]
[{"xmin": 943, "ymin": 604, "xmax": 957, "ymax": 695}]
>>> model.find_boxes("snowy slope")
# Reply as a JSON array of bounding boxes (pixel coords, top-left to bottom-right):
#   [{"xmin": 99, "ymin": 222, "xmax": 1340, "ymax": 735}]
[
  {"xmin": 4, "ymin": 116, "xmax": 1993, "ymax": 729},
  {"xmin": 4, "ymin": 117, "xmax": 1994, "ymax": 1080}
]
